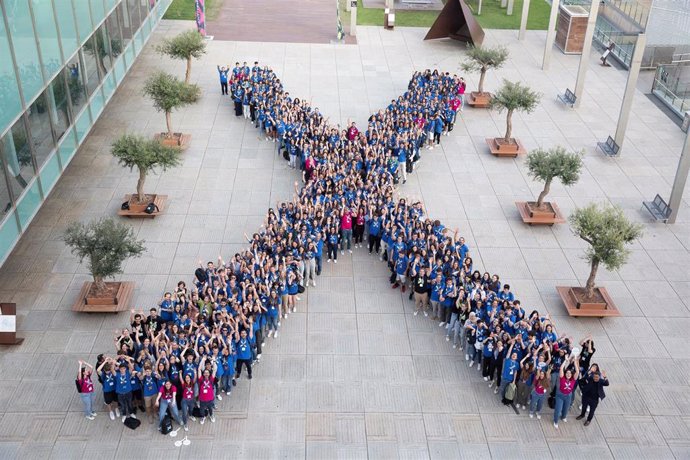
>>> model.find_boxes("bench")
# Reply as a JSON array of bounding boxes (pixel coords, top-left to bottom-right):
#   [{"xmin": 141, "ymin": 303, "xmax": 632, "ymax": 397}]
[
  {"xmin": 596, "ymin": 136, "xmax": 620, "ymax": 156},
  {"xmin": 642, "ymin": 194, "xmax": 672, "ymax": 222},
  {"xmin": 557, "ymin": 88, "xmax": 576, "ymax": 107}
]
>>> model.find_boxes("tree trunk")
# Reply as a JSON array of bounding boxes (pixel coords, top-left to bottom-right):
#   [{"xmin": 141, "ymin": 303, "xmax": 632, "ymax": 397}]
[
  {"xmin": 185, "ymin": 57, "xmax": 192, "ymax": 84},
  {"xmin": 165, "ymin": 111, "xmax": 173, "ymax": 137},
  {"xmin": 585, "ymin": 259, "xmax": 599, "ymax": 298},
  {"xmin": 136, "ymin": 167, "xmax": 147, "ymax": 203},
  {"xmin": 504, "ymin": 109, "xmax": 513, "ymax": 142},
  {"xmin": 478, "ymin": 67, "xmax": 487, "ymax": 94},
  {"xmin": 93, "ymin": 275, "xmax": 107, "ymax": 295},
  {"xmin": 536, "ymin": 177, "xmax": 551, "ymax": 208}
]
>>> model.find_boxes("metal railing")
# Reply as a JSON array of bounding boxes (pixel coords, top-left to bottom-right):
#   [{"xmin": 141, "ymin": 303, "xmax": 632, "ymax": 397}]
[{"xmin": 652, "ymin": 64, "xmax": 690, "ymax": 117}]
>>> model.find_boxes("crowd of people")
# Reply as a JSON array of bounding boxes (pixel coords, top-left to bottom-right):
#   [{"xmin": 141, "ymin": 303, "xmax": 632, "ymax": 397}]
[{"xmin": 76, "ymin": 61, "xmax": 609, "ymax": 434}]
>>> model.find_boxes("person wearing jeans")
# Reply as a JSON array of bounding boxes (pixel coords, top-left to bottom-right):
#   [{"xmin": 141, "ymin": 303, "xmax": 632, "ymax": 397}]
[
  {"xmin": 529, "ymin": 369, "xmax": 550, "ymax": 419},
  {"xmin": 266, "ymin": 291, "xmax": 281, "ymax": 338},
  {"xmin": 156, "ymin": 380, "xmax": 183, "ymax": 431},
  {"xmin": 197, "ymin": 357, "xmax": 217, "ymax": 424},
  {"xmin": 114, "ymin": 362, "xmax": 135, "ymax": 423},
  {"xmin": 77, "ymin": 360, "xmax": 96, "ymax": 420},
  {"xmin": 340, "ymin": 208, "xmax": 353, "ymax": 253},
  {"xmin": 553, "ymin": 359, "xmax": 579, "ymax": 428},
  {"xmin": 180, "ymin": 374, "xmax": 196, "ymax": 430}
]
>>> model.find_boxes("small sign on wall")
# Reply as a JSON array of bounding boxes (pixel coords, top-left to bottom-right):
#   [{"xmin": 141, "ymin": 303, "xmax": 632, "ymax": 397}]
[{"xmin": 0, "ymin": 303, "xmax": 23, "ymax": 345}]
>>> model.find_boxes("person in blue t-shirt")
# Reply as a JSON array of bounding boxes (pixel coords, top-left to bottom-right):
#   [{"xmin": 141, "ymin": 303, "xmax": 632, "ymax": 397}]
[
  {"xmin": 97, "ymin": 357, "xmax": 120, "ymax": 421},
  {"xmin": 499, "ymin": 344, "xmax": 519, "ymax": 402},
  {"xmin": 139, "ymin": 366, "xmax": 159, "ymax": 424},
  {"xmin": 114, "ymin": 362, "xmax": 135, "ymax": 422},
  {"xmin": 234, "ymin": 329, "xmax": 253, "ymax": 380},
  {"xmin": 392, "ymin": 252, "xmax": 409, "ymax": 292},
  {"xmin": 217, "ymin": 65, "xmax": 230, "ymax": 95}
]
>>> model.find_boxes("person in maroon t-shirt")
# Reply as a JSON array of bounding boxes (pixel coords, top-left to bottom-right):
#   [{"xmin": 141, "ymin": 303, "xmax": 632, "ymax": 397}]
[
  {"xmin": 340, "ymin": 208, "xmax": 353, "ymax": 254},
  {"xmin": 77, "ymin": 360, "xmax": 97, "ymax": 420},
  {"xmin": 346, "ymin": 120, "xmax": 359, "ymax": 141},
  {"xmin": 155, "ymin": 380, "xmax": 183, "ymax": 431},
  {"xmin": 353, "ymin": 205, "xmax": 366, "ymax": 249},
  {"xmin": 197, "ymin": 356, "xmax": 218, "ymax": 424}
]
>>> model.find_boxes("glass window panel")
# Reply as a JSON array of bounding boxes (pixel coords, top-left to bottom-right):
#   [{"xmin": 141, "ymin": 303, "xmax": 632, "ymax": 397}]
[
  {"xmin": 105, "ymin": 0, "xmax": 119, "ymax": 12},
  {"xmin": 127, "ymin": 0, "xmax": 142, "ymax": 31},
  {"xmin": 46, "ymin": 71, "xmax": 71, "ymax": 142},
  {"xmin": 6, "ymin": 0, "xmax": 45, "ymax": 105},
  {"xmin": 117, "ymin": 2, "xmax": 133, "ymax": 46},
  {"xmin": 90, "ymin": 88, "xmax": 105, "ymax": 119},
  {"xmin": 139, "ymin": 0, "xmax": 149, "ymax": 19},
  {"xmin": 103, "ymin": 72, "xmax": 116, "ymax": 101},
  {"xmin": 39, "ymin": 151, "xmax": 60, "ymax": 195},
  {"xmin": 91, "ymin": 0, "xmax": 106, "ymax": 26},
  {"xmin": 81, "ymin": 42, "xmax": 101, "ymax": 96},
  {"xmin": 31, "ymin": 0, "xmax": 63, "ymax": 79},
  {"xmin": 125, "ymin": 43, "xmax": 136, "ymax": 69},
  {"xmin": 54, "ymin": 0, "xmax": 79, "ymax": 59},
  {"xmin": 64, "ymin": 55, "xmax": 87, "ymax": 117},
  {"xmin": 0, "ymin": 18, "xmax": 22, "ymax": 134},
  {"xmin": 105, "ymin": 10, "xmax": 123, "ymax": 61},
  {"xmin": 0, "ymin": 118, "xmax": 35, "ymax": 199},
  {"xmin": 72, "ymin": 0, "xmax": 94, "ymax": 43},
  {"xmin": 114, "ymin": 54, "xmax": 126, "ymax": 84},
  {"xmin": 74, "ymin": 108, "xmax": 92, "ymax": 143},
  {"xmin": 57, "ymin": 126, "xmax": 77, "ymax": 167},
  {"xmin": 0, "ymin": 211, "xmax": 20, "ymax": 263},
  {"xmin": 27, "ymin": 91, "xmax": 56, "ymax": 169},
  {"xmin": 16, "ymin": 178, "xmax": 41, "ymax": 229},
  {"xmin": 86, "ymin": 24, "xmax": 112, "ymax": 75}
]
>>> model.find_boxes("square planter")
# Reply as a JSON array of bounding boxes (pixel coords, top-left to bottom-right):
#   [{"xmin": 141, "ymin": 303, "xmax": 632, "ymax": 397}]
[
  {"xmin": 73, "ymin": 281, "xmax": 135, "ymax": 313},
  {"xmin": 118, "ymin": 194, "xmax": 167, "ymax": 219},
  {"xmin": 467, "ymin": 91, "xmax": 491, "ymax": 108},
  {"xmin": 515, "ymin": 201, "xmax": 566, "ymax": 225},
  {"xmin": 154, "ymin": 132, "xmax": 190, "ymax": 148},
  {"xmin": 486, "ymin": 138, "xmax": 527, "ymax": 158},
  {"xmin": 556, "ymin": 286, "xmax": 621, "ymax": 317}
]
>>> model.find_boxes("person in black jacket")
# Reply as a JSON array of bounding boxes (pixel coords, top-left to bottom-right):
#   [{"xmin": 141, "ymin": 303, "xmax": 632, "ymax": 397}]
[{"xmin": 576, "ymin": 366, "xmax": 609, "ymax": 426}]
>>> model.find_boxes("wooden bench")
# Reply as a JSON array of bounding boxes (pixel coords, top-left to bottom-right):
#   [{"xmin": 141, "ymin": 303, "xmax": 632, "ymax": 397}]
[
  {"xmin": 642, "ymin": 194, "xmax": 672, "ymax": 222},
  {"xmin": 556, "ymin": 88, "xmax": 576, "ymax": 107},
  {"xmin": 596, "ymin": 136, "xmax": 620, "ymax": 157}
]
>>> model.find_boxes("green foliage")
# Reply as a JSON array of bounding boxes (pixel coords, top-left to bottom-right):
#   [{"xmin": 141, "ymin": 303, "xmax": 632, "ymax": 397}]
[
  {"xmin": 111, "ymin": 134, "xmax": 182, "ymax": 174},
  {"xmin": 569, "ymin": 203, "xmax": 643, "ymax": 272},
  {"xmin": 156, "ymin": 30, "xmax": 207, "ymax": 62},
  {"xmin": 63, "ymin": 217, "xmax": 146, "ymax": 283},
  {"xmin": 460, "ymin": 45, "xmax": 509, "ymax": 74},
  {"xmin": 526, "ymin": 146, "xmax": 583, "ymax": 187},
  {"xmin": 490, "ymin": 79, "xmax": 542, "ymax": 113},
  {"xmin": 143, "ymin": 71, "xmax": 200, "ymax": 114}
]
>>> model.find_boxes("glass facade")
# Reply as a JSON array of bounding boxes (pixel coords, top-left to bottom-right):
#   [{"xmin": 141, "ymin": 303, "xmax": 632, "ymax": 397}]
[{"xmin": 0, "ymin": 0, "xmax": 171, "ymax": 266}]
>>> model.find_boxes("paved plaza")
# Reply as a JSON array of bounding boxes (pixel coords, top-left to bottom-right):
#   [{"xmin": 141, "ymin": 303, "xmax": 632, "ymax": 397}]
[{"xmin": 1, "ymin": 19, "xmax": 690, "ymax": 460}]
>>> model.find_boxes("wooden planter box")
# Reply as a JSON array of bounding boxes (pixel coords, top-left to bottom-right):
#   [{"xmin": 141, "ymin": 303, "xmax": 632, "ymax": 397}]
[
  {"xmin": 154, "ymin": 132, "xmax": 190, "ymax": 148},
  {"xmin": 467, "ymin": 91, "xmax": 492, "ymax": 108},
  {"xmin": 486, "ymin": 137, "xmax": 527, "ymax": 158},
  {"xmin": 118, "ymin": 194, "xmax": 167, "ymax": 219},
  {"xmin": 73, "ymin": 281, "xmax": 135, "ymax": 313},
  {"xmin": 515, "ymin": 201, "xmax": 566, "ymax": 225},
  {"xmin": 556, "ymin": 286, "xmax": 621, "ymax": 317}
]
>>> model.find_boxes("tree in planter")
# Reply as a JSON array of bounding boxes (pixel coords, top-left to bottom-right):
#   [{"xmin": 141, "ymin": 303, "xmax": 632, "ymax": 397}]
[
  {"xmin": 490, "ymin": 80, "xmax": 541, "ymax": 143},
  {"xmin": 143, "ymin": 71, "xmax": 200, "ymax": 139},
  {"xmin": 156, "ymin": 30, "xmax": 207, "ymax": 84},
  {"xmin": 569, "ymin": 203, "xmax": 643, "ymax": 298},
  {"xmin": 526, "ymin": 146, "xmax": 583, "ymax": 210},
  {"xmin": 460, "ymin": 44, "xmax": 509, "ymax": 95},
  {"xmin": 111, "ymin": 134, "xmax": 182, "ymax": 203},
  {"xmin": 63, "ymin": 217, "xmax": 146, "ymax": 295}
]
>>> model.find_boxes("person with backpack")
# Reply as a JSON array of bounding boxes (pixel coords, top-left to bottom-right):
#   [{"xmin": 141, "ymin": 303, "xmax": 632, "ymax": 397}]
[
  {"xmin": 155, "ymin": 380, "xmax": 183, "ymax": 433},
  {"xmin": 77, "ymin": 360, "xmax": 97, "ymax": 420}
]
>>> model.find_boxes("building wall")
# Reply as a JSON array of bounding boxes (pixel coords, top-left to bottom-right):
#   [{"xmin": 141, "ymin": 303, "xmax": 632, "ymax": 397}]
[{"xmin": 0, "ymin": 0, "xmax": 171, "ymax": 266}]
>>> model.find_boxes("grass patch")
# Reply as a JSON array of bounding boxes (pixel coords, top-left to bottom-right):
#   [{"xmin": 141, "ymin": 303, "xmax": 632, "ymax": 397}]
[
  {"xmin": 343, "ymin": 0, "xmax": 549, "ymax": 30},
  {"xmin": 164, "ymin": 0, "xmax": 223, "ymax": 20}
]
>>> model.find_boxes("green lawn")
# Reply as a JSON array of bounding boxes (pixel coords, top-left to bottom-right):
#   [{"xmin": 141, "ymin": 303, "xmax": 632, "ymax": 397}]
[
  {"xmin": 345, "ymin": 0, "xmax": 549, "ymax": 30},
  {"xmin": 164, "ymin": 0, "xmax": 223, "ymax": 20}
]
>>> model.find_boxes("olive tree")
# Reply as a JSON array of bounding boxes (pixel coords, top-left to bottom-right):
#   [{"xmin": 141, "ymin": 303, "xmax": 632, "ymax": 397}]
[
  {"xmin": 460, "ymin": 45, "xmax": 509, "ymax": 94},
  {"xmin": 143, "ymin": 71, "xmax": 200, "ymax": 138},
  {"xmin": 111, "ymin": 134, "xmax": 182, "ymax": 203},
  {"xmin": 569, "ymin": 203, "xmax": 643, "ymax": 298},
  {"xmin": 490, "ymin": 80, "xmax": 541, "ymax": 143},
  {"xmin": 156, "ymin": 29, "xmax": 207, "ymax": 84},
  {"xmin": 526, "ymin": 146, "xmax": 583, "ymax": 209},
  {"xmin": 64, "ymin": 218, "xmax": 146, "ymax": 294}
]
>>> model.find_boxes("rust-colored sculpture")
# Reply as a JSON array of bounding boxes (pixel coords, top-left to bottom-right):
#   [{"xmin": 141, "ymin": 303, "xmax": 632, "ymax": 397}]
[{"xmin": 424, "ymin": 0, "xmax": 485, "ymax": 45}]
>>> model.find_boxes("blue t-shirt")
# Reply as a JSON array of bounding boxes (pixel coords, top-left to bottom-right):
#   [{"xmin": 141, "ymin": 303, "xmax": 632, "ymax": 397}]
[
  {"xmin": 502, "ymin": 359, "xmax": 519, "ymax": 382},
  {"xmin": 101, "ymin": 371, "xmax": 116, "ymax": 393},
  {"xmin": 114, "ymin": 371, "xmax": 133, "ymax": 394},
  {"xmin": 235, "ymin": 338, "xmax": 252, "ymax": 360},
  {"xmin": 141, "ymin": 374, "xmax": 158, "ymax": 397}
]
